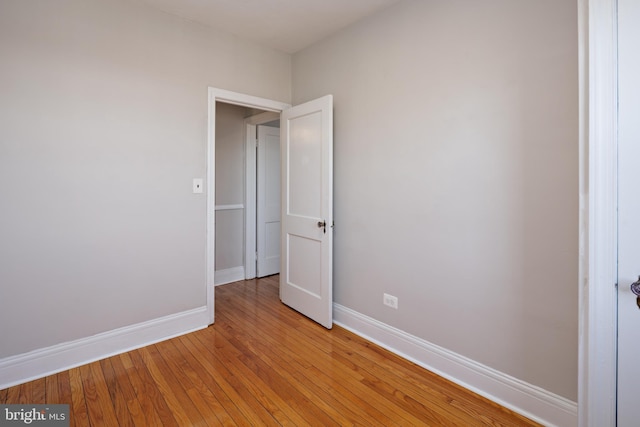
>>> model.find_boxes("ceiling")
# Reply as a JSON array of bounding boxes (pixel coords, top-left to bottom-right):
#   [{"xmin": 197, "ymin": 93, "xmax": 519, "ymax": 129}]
[{"xmin": 136, "ymin": 0, "xmax": 403, "ymax": 53}]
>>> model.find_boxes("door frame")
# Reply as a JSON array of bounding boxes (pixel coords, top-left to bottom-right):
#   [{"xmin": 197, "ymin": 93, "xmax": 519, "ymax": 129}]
[
  {"xmin": 207, "ymin": 88, "xmax": 290, "ymax": 324},
  {"xmin": 244, "ymin": 112, "xmax": 280, "ymax": 280},
  {"xmin": 578, "ymin": 0, "xmax": 618, "ymax": 425}
]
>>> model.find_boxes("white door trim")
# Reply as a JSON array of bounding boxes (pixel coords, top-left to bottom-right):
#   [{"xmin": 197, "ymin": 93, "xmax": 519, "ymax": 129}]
[
  {"xmin": 244, "ymin": 111, "xmax": 280, "ymax": 280},
  {"xmin": 207, "ymin": 88, "xmax": 290, "ymax": 324},
  {"xmin": 578, "ymin": 0, "xmax": 618, "ymax": 425}
]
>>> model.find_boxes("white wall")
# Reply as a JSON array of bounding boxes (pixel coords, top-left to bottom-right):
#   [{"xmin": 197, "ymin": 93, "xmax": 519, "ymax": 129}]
[
  {"xmin": 293, "ymin": 0, "xmax": 578, "ymax": 401},
  {"xmin": 214, "ymin": 102, "xmax": 246, "ymax": 271},
  {"xmin": 0, "ymin": 0, "xmax": 290, "ymax": 359}
]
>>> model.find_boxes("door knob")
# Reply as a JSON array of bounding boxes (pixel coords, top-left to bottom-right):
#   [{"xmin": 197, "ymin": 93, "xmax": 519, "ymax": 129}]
[
  {"xmin": 317, "ymin": 220, "xmax": 326, "ymax": 234},
  {"xmin": 630, "ymin": 277, "xmax": 640, "ymax": 309},
  {"xmin": 631, "ymin": 276, "xmax": 640, "ymax": 296}
]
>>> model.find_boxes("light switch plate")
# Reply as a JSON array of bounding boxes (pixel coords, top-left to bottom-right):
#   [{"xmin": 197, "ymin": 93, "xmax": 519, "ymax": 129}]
[{"xmin": 193, "ymin": 178, "xmax": 203, "ymax": 193}]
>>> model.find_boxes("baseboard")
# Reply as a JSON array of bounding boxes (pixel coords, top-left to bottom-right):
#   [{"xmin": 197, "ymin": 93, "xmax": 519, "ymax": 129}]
[
  {"xmin": 214, "ymin": 266, "xmax": 245, "ymax": 286},
  {"xmin": 0, "ymin": 306, "xmax": 209, "ymax": 390},
  {"xmin": 333, "ymin": 304, "xmax": 578, "ymax": 427}
]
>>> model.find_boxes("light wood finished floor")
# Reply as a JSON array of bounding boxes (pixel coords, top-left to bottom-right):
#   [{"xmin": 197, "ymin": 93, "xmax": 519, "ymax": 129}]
[{"xmin": 1, "ymin": 275, "xmax": 540, "ymax": 426}]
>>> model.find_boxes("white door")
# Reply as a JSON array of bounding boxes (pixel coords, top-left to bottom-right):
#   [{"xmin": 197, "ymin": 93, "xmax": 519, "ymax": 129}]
[
  {"xmin": 617, "ymin": 0, "xmax": 640, "ymax": 424},
  {"xmin": 280, "ymin": 95, "xmax": 333, "ymax": 329},
  {"xmin": 257, "ymin": 125, "xmax": 281, "ymax": 277}
]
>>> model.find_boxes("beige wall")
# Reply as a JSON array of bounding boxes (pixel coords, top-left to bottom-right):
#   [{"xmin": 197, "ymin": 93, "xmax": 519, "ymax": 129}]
[
  {"xmin": 0, "ymin": 0, "xmax": 290, "ymax": 358},
  {"xmin": 293, "ymin": 0, "xmax": 578, "ymax": 400}
]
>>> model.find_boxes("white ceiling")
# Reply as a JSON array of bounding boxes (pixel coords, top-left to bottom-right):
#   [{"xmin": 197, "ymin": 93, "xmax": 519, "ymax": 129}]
[{"xmin": 137, "ymin": 0, "xmax": 403, "ymax": 53}]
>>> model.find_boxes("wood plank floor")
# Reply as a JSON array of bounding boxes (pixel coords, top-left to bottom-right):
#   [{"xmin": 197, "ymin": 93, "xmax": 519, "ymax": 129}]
[{"xmin": 1, "ymin": 275, "xmax": 540, "ymax": 426}]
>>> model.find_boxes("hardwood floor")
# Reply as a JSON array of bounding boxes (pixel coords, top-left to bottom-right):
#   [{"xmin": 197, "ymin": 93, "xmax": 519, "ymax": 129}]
[{"xmin": 1, "ymin": 275, "xmax": 540, "ymax": 426}]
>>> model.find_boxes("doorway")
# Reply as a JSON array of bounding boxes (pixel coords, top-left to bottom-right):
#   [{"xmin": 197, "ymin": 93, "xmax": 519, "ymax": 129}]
[
  {"xmin": 243, "ymin": 113, "xmax": 281, "ymax": 280},
  {"xmin": 206, "ymin": 88, "xmax": 290, "ymax": 324},
  {"xmin": 207, "ymin": 88, "xmax": 334, "ymax": 331},
  {"xmin": 213, "ymin": 104, "xmax": 280, "ymax": 285}
]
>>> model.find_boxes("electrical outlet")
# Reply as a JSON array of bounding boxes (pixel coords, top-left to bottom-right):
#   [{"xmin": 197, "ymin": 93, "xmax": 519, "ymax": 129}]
[{"xmin": 383, "ymin": 293, "xmax": 398, "ymax": 309}]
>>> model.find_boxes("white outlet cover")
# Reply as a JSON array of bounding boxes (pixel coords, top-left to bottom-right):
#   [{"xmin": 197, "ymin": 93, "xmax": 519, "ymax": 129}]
[{"xmin": 383, "ymin": 293, "xmax": 398, "ymax": 309}]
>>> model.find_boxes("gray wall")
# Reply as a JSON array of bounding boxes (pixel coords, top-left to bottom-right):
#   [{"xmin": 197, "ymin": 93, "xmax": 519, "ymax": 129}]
[
  {"xmin": 215, "ymin": 102, "xmax": 247, "ymax": 271},
  {"xmin": 293, "ymin": 0, "xmax": 578, "ymax": 400},
  {"xmin": 0, "ymin": 0, "xmax": 290, "ymax": 358}
]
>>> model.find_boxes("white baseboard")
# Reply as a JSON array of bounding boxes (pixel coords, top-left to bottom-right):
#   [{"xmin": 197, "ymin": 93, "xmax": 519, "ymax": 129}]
[
  {"xmin": 0, "ymin": 306, "xmax": 209, "ymax": 390},
  {"xmin": 214, "ymin": 266, "xmax": 245, "ymax": 286},
  {"xmin": 333, "ymin": 304, "xmax": 578, "ymax": 427}
]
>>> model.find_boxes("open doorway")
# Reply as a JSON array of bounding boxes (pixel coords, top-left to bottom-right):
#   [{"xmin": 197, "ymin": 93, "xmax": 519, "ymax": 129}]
[
  {"xmin": 206, "ymin": 88, "xmax": 290, "ymax": 325},
  {"xmin": 213, "ymin": 103, "xmax": 280, "ymax": 286},
  {"xmin": 244, "ymin": 113, "xmax": 281, "ymax": 280},
  {"xmin": 207, "ymin": 88, "xmax": 334, "ymax": 330}
]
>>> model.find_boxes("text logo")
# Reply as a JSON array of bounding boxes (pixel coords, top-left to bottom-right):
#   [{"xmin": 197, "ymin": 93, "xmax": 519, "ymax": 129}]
[{"xmin": 0, "ymin": 405, "xmax": 69, "ymax": 426}]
